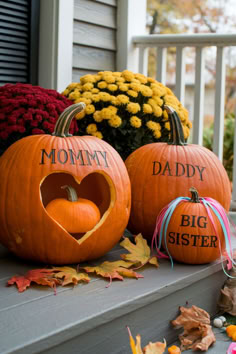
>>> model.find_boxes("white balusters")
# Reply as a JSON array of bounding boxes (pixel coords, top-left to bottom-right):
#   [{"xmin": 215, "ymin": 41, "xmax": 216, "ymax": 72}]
[
  {"xmin": 193, "ymin": 46, "xmax": 206, "ymax": 146},
  {"xmin": 156, "ymin": 47, "xmax": 167, "ymax": 85},
  {"xmin": 175, "ymin": 46, "xmax": 185, "ymax": 103}
]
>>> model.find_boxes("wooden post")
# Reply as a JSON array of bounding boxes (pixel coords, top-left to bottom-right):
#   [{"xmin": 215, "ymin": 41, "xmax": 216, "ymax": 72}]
[
  {"xmin": 38, "ymin": 0, "xmax": 74, "ymax": 91},
  {"xmin": 116, "ymin": 0, "xmax": 147, "ymax": 72}
]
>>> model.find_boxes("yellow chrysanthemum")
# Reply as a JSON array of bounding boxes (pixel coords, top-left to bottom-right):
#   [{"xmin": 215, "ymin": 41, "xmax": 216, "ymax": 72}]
[
  {"xmin": 116, "ymin": 77, "xmax": 125, "ymax": 83},
  {"xmin": 86, "ymin": 123, "xmax": 97, "ymax": 134},
  {"xmin": 146, "ymin": 120, "xmax": 161, "ymax": 131},
  {"xmin": 153, "ymin": 129, "xmax": 161, "ymax": 139},
  {"xmin": 153, "ymin": 105, "xmax": 163, "ymax": 118},
  {"xmin": 98, "ymin": 92, "xmax": 111, "ymax": 102},
  {"xmin": 74, "ymin": 98, "xmax": 91, "ymax": 105},
  {"xmin": 92, "ymin": 94, "xmax": 100, "ymax": 102},
  {"xmin": 110, "ymin": 96, "xmax": 118, "ymax": 105},
  {"xmin": 117, "ymin": 94, "xmax": 129, "ymax": 105},
  {"xmin": 93, "ymin": 111, "xmax": 103, "ymax": 122},
  {"xmin": 80, "ymin": 74, "xmax": 96, "ymax": 84},
  {"xmin": 82, "ymin": 91, "xmax": 93, "ymax": 99},
  {"xmin": 143, "ymin": 104, "xmax": 153, "ymax": 114},
  {"xmin": 75, "ymin": 111, "xmax": 86, "ymax": 120},
  {"xmin": 165, "ymin": 122, "xmax": 171, "ymax": 131},
  {"xmin": 97, "ymin": 81, "xmax": 108, "ymax": 89},
  {"xmin": 163, "ymin": 110, "xmax": 169, "ymax": 120},
  {"xmin": 108, "ymin": 115, "xmax": 122, "ymax": 128},
  {"xmin": 67, "ymin": 82, "xmax": 80, "ymax": 90},
  {"xmin": 153, "ymin": 96, "xmax": 164, "ymax": 106},
  {"xmin": 127, "ymin": 102, "xmax": 141, "ymax": 114},
  {"xmin": 108, "ymin": 84, "xmax": 118, "ymax": 92},
  {"xmin": 100, "ymin": 107, "xmax": 117, "ymax": 119},
  {"xmin": 127, "ymin": 90, "xmax": 138, "ymax": 98},
  {"xmin": 103, "ymin": 75, "xmax": 116, "ymax": 84},
  {"xmin": 82, "ymin": 82, "xmax": 94, "ymax": 91},
  {"xmin": 140, "ymin": 85, "xmax": 153, "ymax": 97},
  {"xmin": 68, "ymin": 91, "xmax": 80, "ymax": 100},
  {"xmin": 92, "ymin": 131, "xmax": 103, "ymax": 139},
  {"xmin": 130, "ymin": 83, "xmax": 142, "ymax": 92},
  {"xmin": 183, "ymin": 126, "xmax": 190, "ymax": 140},
  {"xmin": 135, "ymin": 73, "xmax": 148, "ymax": 84},
  {"xmin": 119, "ymin": 84, "xmax": 129, "ymax": 92},
  {"xmin": 85, "ymin": 104, "xmax": 95, "ymax": 115},
  {"xmin": 151, "ymin": 83, "xmax": 167, "ymax": 97},
  {"xmin": 91, "ymin": 88, "xmax": 99, "ymax": 93},
  {"xmin": 130, "ymin": 116, "xmax": 142, "ymax": 128},
  {"xmin": 122, "ymin": 70, "xmax": 135, "ymax": 82}
]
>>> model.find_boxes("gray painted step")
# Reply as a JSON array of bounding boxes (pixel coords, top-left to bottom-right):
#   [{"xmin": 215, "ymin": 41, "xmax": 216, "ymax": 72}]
[{"xmin": 0, "ymin": 243, "xmax": 231, "ymax": 354}]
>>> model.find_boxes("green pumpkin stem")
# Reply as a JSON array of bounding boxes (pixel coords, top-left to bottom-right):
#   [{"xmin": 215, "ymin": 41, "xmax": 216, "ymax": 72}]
[
  {"xmin": 61, "ymin": 185, "xmax": 78, "ymax": 202},
  {"xmin": 164, "ymin": 105, "xmax": 187, "ymax": 146},
  {"xmin": 190, "ymin": 187, "xmax": 200, "ymax": 203},
  {"xmin": 52, "ymin": 103, "xmax": 86, "ymax": 137}
]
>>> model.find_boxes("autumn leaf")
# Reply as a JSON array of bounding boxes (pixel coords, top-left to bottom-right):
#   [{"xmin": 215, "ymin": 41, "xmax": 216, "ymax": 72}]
[
  {"xmin": 171, "ymin": 305, "xmax": 216, "ymax": 351},
  {"xmin": 83, "ymin": 260, "xmax": 143, "ymax": 284},
  {"xmin": 120, "ymin": 233, "xmax": 159, "ymax": 268},
  {"xmin": 52, "ymin": 266, "xmax": 90, "ymax": 286},
  {"xmin": 7, "ymin": 269, "xmax": 60, "ymax": 292},
  {"xmin": 127, "ymin": 326, "xmax": 166, "ymax": 354}
]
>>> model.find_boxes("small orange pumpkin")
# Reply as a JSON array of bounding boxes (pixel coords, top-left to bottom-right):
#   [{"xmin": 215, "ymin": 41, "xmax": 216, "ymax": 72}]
[
  {"xmin": 154, "ymin": 188, "xmax": 226, "ymax": 264},
  {"xmin": 45, "ymin": 185, "xmax": 101, "ymax": 233},
  {"xmin": 0, "ymin": 103, "xmax": 131, "ymax": 264},
  {"xmin": 125, "ymin": 106, "xmax": 231, "ymax": 240}
]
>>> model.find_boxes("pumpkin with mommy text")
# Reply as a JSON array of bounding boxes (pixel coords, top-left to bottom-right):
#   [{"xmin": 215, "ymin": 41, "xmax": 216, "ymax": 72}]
[
  {"xmin": 0, "ymin": 103, "xmax": 131, "ymax": 264},
  {"xmin": 153, "ymin": 188, "xmax": 231, "ymax": 265},
  {"xmin": 125, "ymin": 106, "xmax": 231, "ymax": 240}
]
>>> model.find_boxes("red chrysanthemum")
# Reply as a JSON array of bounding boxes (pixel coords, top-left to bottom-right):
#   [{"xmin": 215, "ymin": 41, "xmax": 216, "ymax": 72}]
[{"xmin": 0, "ymin": 83, "xmax": 76, "ymax": 155}]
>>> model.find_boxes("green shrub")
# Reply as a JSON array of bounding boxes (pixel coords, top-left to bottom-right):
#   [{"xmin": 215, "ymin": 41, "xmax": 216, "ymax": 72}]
[{"xmin": 203, "ymin": 113, "xmax": 235, "ymax": 181}]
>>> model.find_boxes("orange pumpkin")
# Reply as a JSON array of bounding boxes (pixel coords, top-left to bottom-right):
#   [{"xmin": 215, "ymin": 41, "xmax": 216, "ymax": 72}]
[
  {"xmin": 155, "ymin": 188, "xmax": 226, "ymax": 264},
  {"xmin": 45, "ymin": 185, "xmax": 101, "ymax": 233},
  {"xmin": 0, "ymin": 103, "xmax": 131, "ymax": 264},
  {"xmin": 125, "ymin": 106, "xmax": 231, "ymax": 240}
]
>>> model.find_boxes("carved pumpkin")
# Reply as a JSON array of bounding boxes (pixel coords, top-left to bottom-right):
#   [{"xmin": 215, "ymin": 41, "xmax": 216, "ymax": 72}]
[
  {"xmin": 125, "ymin": 106, "xmax": 231, "ymax": 240},
  {"xmin": 0, "ymin": 103, "xmax": 131, "ymax": 264},
  {"xmin": 153, "ymin": 188, "xmax": 228, "ymax": 264},
  {"xmin": 45, "ymin": 185, "xmax": 101, "ymax": 233}
]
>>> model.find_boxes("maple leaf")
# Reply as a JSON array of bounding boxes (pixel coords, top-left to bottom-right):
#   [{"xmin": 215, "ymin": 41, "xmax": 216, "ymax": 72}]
[
  {"xmin": 120, "ymin": 233, "xmax": 159, "ymax": 268},
  {"xmin": 52, "ymin": 266, "xmax": 90, "ymax": 286},
  {"xmin": 171, "ymin": 305, "xmax": 216, "ymax": 351},
  {"xmin": 7, "ymin": 269, "xmax": 60, "ymax": 292},
  {"xmin": 127, "ymin": 326, "xmax": 166, "ymax": 354},
  {"xmin": 83, "ymin": 260, "xmax": 143, "ymax": 285}
]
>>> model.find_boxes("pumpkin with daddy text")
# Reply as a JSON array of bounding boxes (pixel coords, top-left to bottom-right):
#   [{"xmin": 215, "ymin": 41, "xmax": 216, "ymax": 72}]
[
  {"xmin": 125, "ymin": 106, "xmax": 231, "ymax": 240},
  {"xmin": 0, "ymin": 103, "xmax": 131, "ymax": 264},
  {"xmin": 152, "ymin": 188, "xmax": 231, "ymax": 265}
]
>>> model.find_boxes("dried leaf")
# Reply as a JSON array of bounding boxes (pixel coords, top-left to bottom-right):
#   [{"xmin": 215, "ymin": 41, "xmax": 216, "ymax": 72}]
[
  {"xmin": 120, "ymin": 233, "xmax": 159, "ymax": 267},
  {"xmin": 83, "ymin": 260, "xmax": 143, "ymax": 283},
  {"xmin": 127, "ymin": 327, "xmax": 166, "ymax": 354},
  {"xmin": 218, "ymin": 264, "xmax": 236, "ymax": 315},
  {"xmin": 143, "ymin": 339, "xmax": 166, "ymax": 354},
  {"xmin": 7, "ymin": 269, "xmax": 60, "ymax": 292},
  {"xmin": 52, "ymin": 266, "xmax": 90, "ymax": 286},
  {"xmin": 171, "ymin": 305, "xmax": 216, "ymax": 351}
]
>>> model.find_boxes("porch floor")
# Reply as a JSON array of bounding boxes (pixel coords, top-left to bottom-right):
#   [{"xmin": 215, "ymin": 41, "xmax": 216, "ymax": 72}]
[{"xmin": 0, "ymin": 226, "xmax": 235, "ymax": 354}]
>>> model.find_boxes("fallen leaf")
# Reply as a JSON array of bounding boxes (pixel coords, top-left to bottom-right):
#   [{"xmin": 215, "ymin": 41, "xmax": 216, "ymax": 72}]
[
  {"xmin": 171, "ymin": 305, "xmax": 216, "ymax": 351},
  {"xmin": 127, "ymin": 326, "xmax": 166, "ymax": 354},
  {"xmin": 143, "ymin": 339, "xmax": 166, "ymax": 354},
  {"xmin": 52, "ymin": 266, "xmax": 90, "ymax": 286},
  {"xmin": 7, "ymin": 269, "xmax": 60, "ymax": 292},
  {"xmin": 218, "ymin": 264, "xmax": 236, "ymax": 315},
  {"xmin": 83, "ymin": 260, "xmax": 143, "ymax": 284},
  {"xmin": 120, "ymin": 233, "xmax": 159, "ymax": 268}
]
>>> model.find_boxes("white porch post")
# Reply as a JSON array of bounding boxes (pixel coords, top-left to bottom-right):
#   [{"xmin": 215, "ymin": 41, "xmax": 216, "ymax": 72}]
[
  {"xmin": 38, "ymin": 0, "xmax": 74, "ymax": 92},
  {"xmin": 116, "ymin": 0, "xmax": 147, "ymax": 72}
]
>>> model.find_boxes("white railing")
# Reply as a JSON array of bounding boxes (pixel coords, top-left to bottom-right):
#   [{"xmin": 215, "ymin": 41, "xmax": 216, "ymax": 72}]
[{"xmin": 132, "ymin": 33, "xmax": 236, "ymax": 207}]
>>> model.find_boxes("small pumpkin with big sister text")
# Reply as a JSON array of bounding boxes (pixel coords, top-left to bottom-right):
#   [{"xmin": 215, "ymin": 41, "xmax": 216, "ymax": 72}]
[{"xmin": 152, "ymin": 187, "xmax": 235, "ymax": 268}]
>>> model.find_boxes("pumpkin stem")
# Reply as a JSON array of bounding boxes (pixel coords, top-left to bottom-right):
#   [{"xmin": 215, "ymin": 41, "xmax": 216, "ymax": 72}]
[
  {"xmin": 164, "ymin": 105, "xmax": 187, "ymax": 146},
  {"xmin": 61, "ymin": 185, "xmax": 78, "ymax": 202},
  {"xmin": 52, "ymin": 103, "xmax": 86, "ymax": 137},
  {"xmin": 190, "ymin": 187, "xmax": 200, "ymax": 203}
]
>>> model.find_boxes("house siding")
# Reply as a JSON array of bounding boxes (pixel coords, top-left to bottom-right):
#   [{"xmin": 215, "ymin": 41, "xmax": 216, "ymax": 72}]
[{"xmin": 72, "ymin": 0, "xmax": 117, "ymax": 82}]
